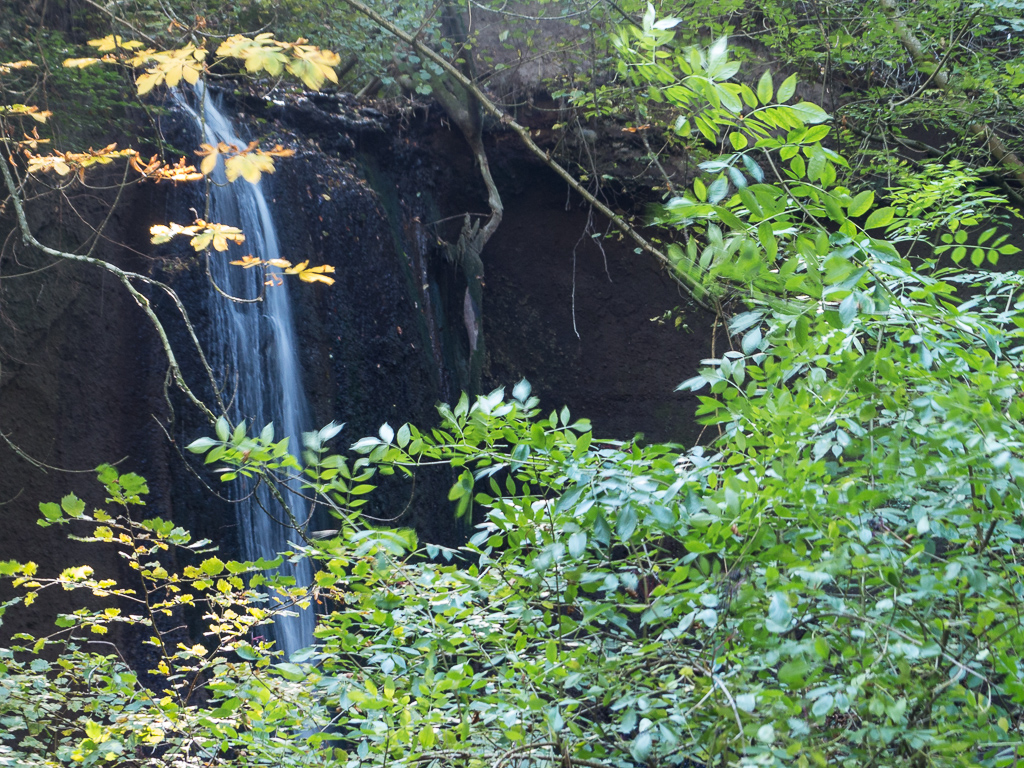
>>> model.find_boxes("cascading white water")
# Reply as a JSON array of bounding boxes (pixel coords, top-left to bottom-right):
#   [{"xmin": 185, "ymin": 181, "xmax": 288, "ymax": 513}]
[{"xmin": 175, "ymin": 85, "xmax": 315, "ymax": 658}]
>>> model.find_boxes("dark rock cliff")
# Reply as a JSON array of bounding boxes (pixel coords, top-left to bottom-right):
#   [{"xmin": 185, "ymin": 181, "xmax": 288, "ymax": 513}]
[{"xmin": 0, "ymin": 91, "xmax": 713, "ymax": 637}]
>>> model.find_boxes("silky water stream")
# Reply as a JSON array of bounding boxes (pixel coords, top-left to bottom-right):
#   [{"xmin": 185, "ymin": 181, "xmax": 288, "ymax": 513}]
[{"xmin": 175, "ymin": 86, "xmax": 316, "ymax": 658}]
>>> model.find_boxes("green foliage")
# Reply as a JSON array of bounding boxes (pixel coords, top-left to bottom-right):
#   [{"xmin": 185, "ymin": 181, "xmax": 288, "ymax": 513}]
[
  {"xmin": 5, "ymin": 9, "xmax": 1024, "ymax": 768},
  {"xmin": 9, "ymin": 295, "xmax": 1024, "ymax": 764},
  {"xmin": 0, "ymin": 24, "xmax": 138, "ymax": 151},
  {"xmin": 737, "ymin": 0, "xmax": 1023, "ymax": 176},
  {"xmin": 11, "ymin": 242, "xmax": 1024, "ymax": 765}
]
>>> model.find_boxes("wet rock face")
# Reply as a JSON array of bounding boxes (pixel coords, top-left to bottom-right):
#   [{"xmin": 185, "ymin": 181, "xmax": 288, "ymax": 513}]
[
  {"xmin": 482, "ymin": 159, "xmax": 713, "ymax": 445},
  {"xmin": 0, "ymin": 93, "xmax": 710, "ymax": 635}
]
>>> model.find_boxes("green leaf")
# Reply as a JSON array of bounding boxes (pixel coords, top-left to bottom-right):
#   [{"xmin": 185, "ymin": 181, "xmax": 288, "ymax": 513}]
[
  {"xmin": 789, "ymin": 101, "xmax": 829, "ymax": 124},
  {"xmin": 616, "ymin": 506, "xmax": 638, "ymax": 541},
  {"xmin": 803, "ymin": 124, "xmax": 831, "ymax": 142},
  {"xmin": 61, "ymin": 494, "xmax": 85, "ymax": 517},
  {"xmin": 187, "ymin": 436, "xmax": 219, "ymax": 454},
  {"xmin": 40, "ymin": 502, "xmax": 62, "ymax": 521},
  {"xmin": 848, "ymin": 190, "xmax": 874, "ymax": 217},
  {"xmin": 839, "ymin": 294, "xmax": 857, "ymax": 326},
  {"xmin": 807, "ymin": 147, "xmax": 826, "ymax": 181},
  {"xmin": 777, "ymin": 73, "xmax": 797, "ymax": 102},
  {"xmin": 766, "ymin": 593, "xmax": 792, "ymax": 632},
  {"xmin": 864, "ymin": 207, "xmax": 895, "ymax": 229},
  {"xmin": 757, "ymin": 69, "xmax": 773, "ymax": 104},
  {"xmin": 779, "ymin": 657, "xmax": 810, "ymax": 685},
  {"xmin": 274, "ymin": 662, "xmax": 306, "ymax": 681},
  {"xmin": 811, "ymin": 694, "xmax": 834, "ymax": 717},
  {"xmin": 85, "ymin": 719, "xmax": 103, "ymax": 742},
  {"xmin": 707, "ymin": 175, "xmax": 729, "ymax": 204},
  {"xmin": 235, "ymin": 642, "xmax": 257, "ymax": 660},
  {"xmin": 630, "ymin": 731, "xmax": 653, "ymax": 762},
  {"xmin": 568, "ymin": 531, "xmax": 587, "ymax": 559},
  {"xmin": 795, "ymin": 315, "xmax": 810, "ymax": 347},
  {"xmin": 201, "ymin": 557, "xmax": 225, "ymax": 576}
]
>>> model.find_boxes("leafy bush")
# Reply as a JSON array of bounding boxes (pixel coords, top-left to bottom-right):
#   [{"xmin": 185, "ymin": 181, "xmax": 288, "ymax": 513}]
[{"xmin": 4, "ymin": 13, "xmax": 1024, "ymax": 768}]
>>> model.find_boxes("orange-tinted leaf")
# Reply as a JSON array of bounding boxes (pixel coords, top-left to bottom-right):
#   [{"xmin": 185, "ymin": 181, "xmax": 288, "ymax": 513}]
[
  {"xmin": 224, "ymin": 152, "xmax": 276, "ymax": 184},
  {"xmin": 0, "ymin": 60, "xmax": 36, "ymax": 75},
  {"xmin": 150, "ymin": 157, "xmax": 203, "ymax": 183}
]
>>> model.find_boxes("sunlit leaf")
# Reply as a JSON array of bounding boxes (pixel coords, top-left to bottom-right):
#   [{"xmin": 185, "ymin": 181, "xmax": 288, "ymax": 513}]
[
  {"xmin": 225, "ymin": 152, "xmax": 276, "ymax": 184},
  {"xmin": 88, "ymin": 35, "xmax": 144, "ymax": 52},
  {"xmin": 286, "ymin": 43, "xmax": 341, "ymax": 90},
  {"xmin": 62, "ymin": 57, "xmax": 104, "ymax": 68}
]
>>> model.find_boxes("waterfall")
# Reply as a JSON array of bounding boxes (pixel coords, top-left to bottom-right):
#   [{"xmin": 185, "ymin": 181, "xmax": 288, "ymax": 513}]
[{"xmin": 175, "ymin": 85, "xmax": 315, "ymax": 658}]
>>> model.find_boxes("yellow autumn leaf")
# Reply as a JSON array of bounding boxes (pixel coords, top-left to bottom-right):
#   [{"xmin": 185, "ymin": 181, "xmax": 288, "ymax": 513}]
[
  {"xmin": 217, "ymin": 34, "xmax": 289, "ymax": 76},
  {"xmin": 286, "ymin": 45, "xmax": 341, "ymax": 90},
  {"xmin": 63, "ymin": 57, "xmax": 103, "ymax": 68},
  {"xmin": 298, "ymin": 264, "xmax": 336, "ymax": 285},
  {"xmin": 151, "ymin": 219, "xmax": 244, "ymax": 251},
  {"xmin": 224, "ymin": 152, "xmax": 276, "ymax": 184},
  {"xmin": 0, "ymin": 60, "xmax": 36, "ymax": 75},
  {"xmin": 243, "ymin": 45, "xmax": 289, "ymax": 76},
  {"xmin": 150, "ymin": 222, "xmax": 200, "ymax": 245},
  {"xmin": 266, "ymin": 258, "xmax": 292, "ymax": 268},
  {"xmin": 135, "ymin": 45, "xmax": 206, "ymax": 95},
  {"xmin": 25, "ymin": 154, "xmax": 70, "ymax": 175},
  {"xmin": 196, "ymin": 143, "xmax": 221, "ymax": 176},
  {"xmin": 135, "ymin": 71, "xmax": 160, "ymax": 95},
  {"xmin": 198, "ymin": 222, "xmax": 246, "ymax": 252},
  {"xmin": 284, "ymin": 260, "xmax": 310, "ymax": 275},
  {"xmin": 230, "ymin": 256, "xmax": 263, "ymax": 268},
  {"xmin": 88, "ymin": 35, "xmax": 144, "ymax": 52},
  {"xmin": 128, "ymin": 49, "xmax": 159, "ymax": 67},
  {"xmin": 189, "ymin": 231, "xmax": 214, "ymax": 251},
  {"xmin": 215, "ymin": 34, "xmax": 256, "ymax": 59}
]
